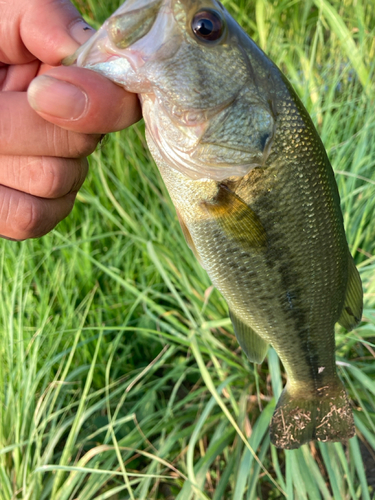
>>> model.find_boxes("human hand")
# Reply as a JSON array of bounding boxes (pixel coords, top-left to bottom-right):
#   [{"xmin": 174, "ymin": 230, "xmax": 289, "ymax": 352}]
[{"xmin": 0, "ymin": 0, "xmax": 141, "ymax": 240}]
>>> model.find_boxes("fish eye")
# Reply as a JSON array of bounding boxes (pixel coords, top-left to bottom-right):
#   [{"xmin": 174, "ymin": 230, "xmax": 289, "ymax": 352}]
[{"xmin": 191, "ymin": 9, "xmax": 225, "ymax": 42}]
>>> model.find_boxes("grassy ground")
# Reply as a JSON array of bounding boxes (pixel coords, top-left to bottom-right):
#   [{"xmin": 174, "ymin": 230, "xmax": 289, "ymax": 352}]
[{"xmin": 1, "ymin": 0, "xmax": 375, "ymax": 498}]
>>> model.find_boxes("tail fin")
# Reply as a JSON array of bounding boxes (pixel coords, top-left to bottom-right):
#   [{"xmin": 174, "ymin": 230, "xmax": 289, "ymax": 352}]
[{"xmin": 270, "ymin": 381, "xmax": 355, "ymax": 449}]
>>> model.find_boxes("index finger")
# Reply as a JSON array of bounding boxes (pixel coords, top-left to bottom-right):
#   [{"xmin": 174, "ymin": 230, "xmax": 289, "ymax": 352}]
[{"xmin": 1, "ymin": 0, "xmax": 94, "ymax": 65}]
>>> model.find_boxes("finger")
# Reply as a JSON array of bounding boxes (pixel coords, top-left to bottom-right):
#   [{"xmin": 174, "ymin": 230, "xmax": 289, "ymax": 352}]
[
  {"xmin": 0, "ymin": 92, "xmax": 100, "ymax": 157},
  {"xmin": 0, "ymin": 155, "xmax": 88, "ymax": 198},
  {"xmin": 1, "ymin": 60, "xmax": 40, "ymax": 92},
  {"xmin": 0, "ymin": 64, "xmax": 7, "ymax": 88},
  {"xmin": 1, "ymin": 0, "xmax": 95, "ymax": 65},
  {"xmin": 28, "ymin": 67, "xmax": 142, "ymax": 134},
  {"xmin": 0, "ymin": 185, "xmax": 76, "ymax": 240}
]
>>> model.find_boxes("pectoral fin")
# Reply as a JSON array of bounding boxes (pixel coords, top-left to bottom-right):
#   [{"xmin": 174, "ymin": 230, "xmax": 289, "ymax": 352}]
[
  {"xmin": 202, "ymin": 184, "xmax": 267, "ymax": 251},
  {"xmin": 338, "ymin": 254, "xmax": 363, "ymax": 331},
  {"xmin": 230, "ymin": 309, "xmax": 268, "ymax": 363},
  {"xmin": 176, "ymin": 210, "xmax": 202, "ymax": 264}
]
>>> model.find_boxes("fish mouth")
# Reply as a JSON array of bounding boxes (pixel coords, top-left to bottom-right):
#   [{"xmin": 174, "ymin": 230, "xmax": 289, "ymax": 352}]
[{"xmin": 62, "ymin": 0, "xmax": 178, "ymax": 92}]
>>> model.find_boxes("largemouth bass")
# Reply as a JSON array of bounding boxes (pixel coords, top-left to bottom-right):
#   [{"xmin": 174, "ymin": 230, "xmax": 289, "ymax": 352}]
[{"xmin": 65, "ymin": 0, "xmax": 363, "ymax": 449}]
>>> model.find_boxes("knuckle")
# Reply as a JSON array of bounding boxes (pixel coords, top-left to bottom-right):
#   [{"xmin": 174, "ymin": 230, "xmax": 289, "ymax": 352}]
[
  {"xmin": 45, "ymin": 128, "xmax": 98, "ymax": 158},
  {"xmin": 14, "ymin": 197, "xmax": 50, "ymax": 238},
  {"xmin": 0, "ymin": 190, "xmax": 55, "ymax": 240},
  {"xmin": 39, "ymin": 158, "xmax": 64, "ymax": 198},
  {"xmin": 71, "ymin": 157, "xmax": 89, "ymax": 192},
  {"xmin": 26, "ymin": 157, "xmax": 88, "ymax": 198},
  {"xmin": 69, "ymin": 132, "xmax": 99, "ymax": 157},
  {"xmin": 23, "ymin": 157, "xmax": 62, "ymax": 198},
  {"xmin": 25, "ymin": 157, "xmax": 61, "ymax": 198}
]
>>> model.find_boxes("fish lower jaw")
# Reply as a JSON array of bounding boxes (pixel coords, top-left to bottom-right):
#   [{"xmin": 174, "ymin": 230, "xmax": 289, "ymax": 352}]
[
  {"xmin": 157, "ymin": 144, "xmax": 255, "ymax": 181},
  {"xmin": 118, "ymin": 50, "xmax": 150, "ymax": 72}
]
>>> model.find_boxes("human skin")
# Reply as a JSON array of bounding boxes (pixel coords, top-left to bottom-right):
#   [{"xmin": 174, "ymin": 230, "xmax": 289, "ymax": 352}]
[{"xmin": 0, "ymin": 0, "xmax": 141, "ymax": 240}]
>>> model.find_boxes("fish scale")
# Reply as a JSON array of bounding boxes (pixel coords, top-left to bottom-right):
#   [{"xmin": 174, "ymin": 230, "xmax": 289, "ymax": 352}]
[{"xmin": 66, "ymin": 0, "xmax": 363, "ymax": 448}]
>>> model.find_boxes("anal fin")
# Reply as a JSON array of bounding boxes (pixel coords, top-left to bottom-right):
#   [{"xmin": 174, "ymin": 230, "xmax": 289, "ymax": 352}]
[
  {"xmin": 229, "ymin": 309, "xmax": 268, "ymax": 363},
  {"xmin": 338, "ymin": 254, "xmax": 363, "ymax": 331}
]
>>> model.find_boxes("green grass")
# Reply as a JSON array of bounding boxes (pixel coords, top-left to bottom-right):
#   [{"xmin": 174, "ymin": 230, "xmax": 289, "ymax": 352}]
[{"xmin": 1, "ymin": 0, "xmax": 375, "ymax": 498}]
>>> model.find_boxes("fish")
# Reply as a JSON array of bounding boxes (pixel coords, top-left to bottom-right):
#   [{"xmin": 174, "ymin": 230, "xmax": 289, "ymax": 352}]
[{"xmin": 64, "ymin": 0, "xmax": 363, "ymax": 449}]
